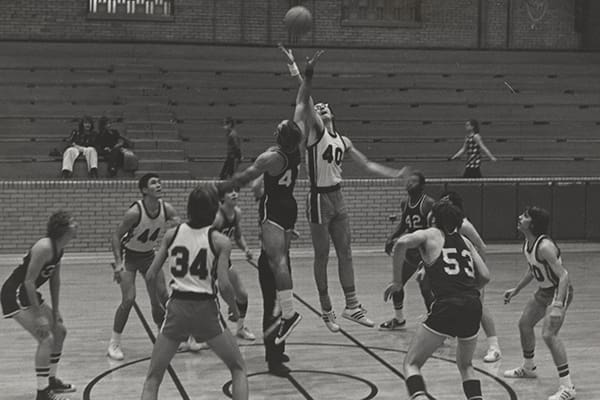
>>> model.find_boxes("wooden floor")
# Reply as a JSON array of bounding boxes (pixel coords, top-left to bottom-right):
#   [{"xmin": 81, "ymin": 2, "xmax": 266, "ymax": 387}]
[{"xmin": 1, "ymin": 248, "xmax": 599, "ymax": 400}]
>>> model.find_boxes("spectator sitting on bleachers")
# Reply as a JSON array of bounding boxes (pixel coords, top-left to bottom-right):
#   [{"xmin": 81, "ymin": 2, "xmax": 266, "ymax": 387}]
[
  {"xmin": 61, "ymin": 116, "xmax": 99, "ymax": 179},
  {"xmin": 96, "ymin": 116, "xmax": 132, "ymax": 178}
]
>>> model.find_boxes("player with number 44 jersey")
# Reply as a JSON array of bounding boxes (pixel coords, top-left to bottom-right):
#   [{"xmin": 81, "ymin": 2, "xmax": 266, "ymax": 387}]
[{"xmin": 107, "ymin": 173, "xmax": 180, "ymax": 361}]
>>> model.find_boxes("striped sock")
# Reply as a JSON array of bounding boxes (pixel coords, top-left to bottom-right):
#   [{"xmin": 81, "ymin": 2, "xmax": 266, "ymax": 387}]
[
  {"xmin": 342, "ymin": 286, "xmax": 360, "ymax": 309},
  {"xmin": 36, "ymin": 366, "xmax": 50, "ymax": 390},
  {"xmin": 523, "ymin": 349, "xmax": 535, "ymax": 370},
  {"xmin": 406, "ymin": 374, "xmax": 427, "ymax": 399},
  {"xmin": 49, "ymin": 353, "xmax": 61, "ymax": 377},
  {"xmin": 557, "ymin": 363, "xmax": 573, "ymax": 388}
]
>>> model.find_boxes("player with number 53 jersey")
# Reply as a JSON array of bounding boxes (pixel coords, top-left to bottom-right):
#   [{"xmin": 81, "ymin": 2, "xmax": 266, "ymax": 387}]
[{"xmin": 384, "ymin": 201, "xmax": 490, "ymax": 400}]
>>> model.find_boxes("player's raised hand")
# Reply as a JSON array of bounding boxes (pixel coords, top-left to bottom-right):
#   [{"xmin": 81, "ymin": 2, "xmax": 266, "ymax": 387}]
[
  {"xmin": 278, "ymin": 43, "xmax": 296, "ymax": 64},
  {"xmin": 306, "ymin": 49, "xmax": 325, "ymax": 67}
]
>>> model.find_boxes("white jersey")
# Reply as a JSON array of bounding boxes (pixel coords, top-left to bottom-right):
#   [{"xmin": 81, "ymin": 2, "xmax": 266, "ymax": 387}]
[
  {"xmin": 306, "ymin": 128, "xmax": 348, "ymax": 189},
  {"xmin": 166, "ymin": 223, "xmax": 217, "ymax": 295},
  {"xmin": 523, "ymin": 235, "xmax": 561, "ymax": 289},
  {"xmin": 122, "ymin": 199, "xmax": 167, "ymax": 253}
]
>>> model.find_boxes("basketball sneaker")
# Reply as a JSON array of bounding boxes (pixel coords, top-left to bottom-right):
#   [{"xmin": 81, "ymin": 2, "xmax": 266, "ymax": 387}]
[
  {"xmin": 107, "ymin": 341, "xmax": 124, "ymax": 360},
  {"xmin": 342, "ymin": 305, "xmax": 375, "ymax": 327},
  {"xmin": 236, "ymin": 326, "xmax": 256, "ymax": 341},
  {"xmin": 379, "ymin": 317, "xmax": 407, "ymax": 331},
  {"xmin": 268, "ymin": 361, "xmax": 291, "ymax": 377},
  {"xmin": 548, "ymin": 385, "xmax": 576, "ymax": 400},
  {"xmin": 48, "ymin": 377, "xmax": 76, "ymax": 393},
  {"xmin": 321, "ymin": 309, "xmax": 340, "ymax": 332},
  {"xmin": 274, "ymin": 312, "xmax": 302, "ymax": 345},
  {"xmin": 503, "ymin": 366, "xmax": 537, "ymax": 378},
  {"xmin": 483, "ymin": 347, "xmax": 502, "ymax": 363},
  {"xmin": 36, "ymin": 388, "xmax": 70, "ymax": 400}
]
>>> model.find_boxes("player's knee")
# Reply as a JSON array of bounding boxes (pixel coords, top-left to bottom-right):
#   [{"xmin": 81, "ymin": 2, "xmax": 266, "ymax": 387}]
[
  {"xmin": 39, "ymin": 331, "xmax": 55, "ymax": 347},
  {"xmin": 518, "ymin": 316, "xmax": 533, "ymax": 332},
  {"xmin": 542, "ymin": 328, "xmax": 557, "ymax": 344},
  {"xmin": 53, "ymin": 322, "xmax": 67, "ymax": 340},
  {"xmin": 121, "ymin": 296, "xmax": 136, "ymax": 310}
]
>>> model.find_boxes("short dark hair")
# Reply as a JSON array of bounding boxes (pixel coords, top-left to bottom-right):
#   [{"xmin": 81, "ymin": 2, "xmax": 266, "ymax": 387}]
[
  {"xmin": 187, "ymin": 184, "xmax": 220, "ymax": 228},
  {"xmin": 526, "ymin": 206, "xmax": 550, "ymax": 236},
  {"xmin": 138, "ymin": 173, "xmax": 159, "ymax": 193},
  {"xmin": 410, "ymin": 170, "xmax": 426, "ymax": 187},
  {"xmin": 223, "ymin": 117, "xmax": 235, "ymax": 127},
  {"xmin": 468, "ymin": 119, "xmax": 480, "ymax": 134},
  {"xmin": 432, "ymin": 201, "xmax": 464, "ymax": 233},
  {"xmin": 440, "ymin": 190, "xmax": 464, "ymax": 211},
  {"xmin": 47, "ymin": 211, "xmax": 72, "ymax": 240}
]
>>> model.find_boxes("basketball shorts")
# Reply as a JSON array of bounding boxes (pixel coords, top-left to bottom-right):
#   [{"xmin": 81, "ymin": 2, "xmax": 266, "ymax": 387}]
[
  {"xmin": 424, "ymin": 296, "xmax": 482, "ymax": 340},
  {"xmin": 161, "ymin": 291, "xmax": 226, "ymax": 343},
  {"xmin": 1, "ymin": 279, "xmax": 44, "ymax": 318},
  {"xmin": 122, "ymin": 248, "xmax": 155, "ymax": 275},
  {"xmin": 306, "ymin": 188, "xmax": 347, "ymax": 225},
  {"xmin": 259, "ymin": 195, "xmax": 297, "ymax": 231},
  {"xmin": 534, "ymin": 285, "xmax": 574, "ymax": 308}
]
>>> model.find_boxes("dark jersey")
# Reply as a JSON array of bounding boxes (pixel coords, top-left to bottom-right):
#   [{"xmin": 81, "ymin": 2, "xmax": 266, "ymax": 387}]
[
  {"xmin": 262, "ymin": 146, "xmax": 301, "ymax": 201},
  {"xmin": 399, "ymin": 194, "xmax": 434, "ymax": 234},
  {"xmin": 215, "ymin": 207, "xmax": 238, "ymax": 239},
  {"xmin": 426, "ymin": 232, "xmax": 480, "ymax": 300},
  {"xmin": 4, "ymin": 239, "xmax": 63, "ymax": 290}
]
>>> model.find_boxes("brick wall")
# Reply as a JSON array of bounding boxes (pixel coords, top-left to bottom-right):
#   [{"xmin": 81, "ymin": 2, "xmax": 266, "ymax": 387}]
[
  {"xmin": 0, "ymin": 180, "xmax": 406, "ymax": 254},
  {"xmin": 0, "ymin": 0, "xmax": 579, "ymax": 49}
]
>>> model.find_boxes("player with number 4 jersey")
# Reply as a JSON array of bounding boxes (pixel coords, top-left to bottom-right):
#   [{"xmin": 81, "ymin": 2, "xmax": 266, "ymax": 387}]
[
  {"xmin": 107, "ymin": 173, "xmax": 179, "ymax": 361},
  {"xmin": 224, "ymin": 118, "xmax": 304, "ymax": 353}
]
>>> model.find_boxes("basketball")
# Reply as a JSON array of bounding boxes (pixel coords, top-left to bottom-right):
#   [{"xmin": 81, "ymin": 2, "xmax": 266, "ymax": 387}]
[{"xmin": 284, "ymin": 6, "xmax": 312, "ymax": 36}]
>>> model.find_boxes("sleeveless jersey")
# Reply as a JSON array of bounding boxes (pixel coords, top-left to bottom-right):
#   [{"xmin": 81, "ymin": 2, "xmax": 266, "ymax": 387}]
[
  {"xmin": 465, "ymin": 134, "xmax": 481, "ymax": 168},
  {"xmin": 214, "ymin": 207, "xmax": 238, "ymax": 239},
  {"xmin": 306, "ymin": 128, "xmax": 347, "ymax": 189},
  {"xmin": 263, "ymin": 146, "xmax": 301, "ymax": 200},
  {"xmin": 426, "ymin": 232, "xmax": 480, "ymax": 300},
  {"xmin": 167, "ymin": 224, "xmax": 217, "ymax": 295},
  {"xmin": 122, "ymin": 199, "xmax": 167, "ymax": 253},
  {"xmin": 523, "ymin": 235, "xmax": 561, "ymax": 289},
  {"xmin": 4, "ymin": 239, "xmax": 63, "ymax": 290},
  {"xmin": 400, "ymin": 194, "xmax": 432, "ymax": 234}
]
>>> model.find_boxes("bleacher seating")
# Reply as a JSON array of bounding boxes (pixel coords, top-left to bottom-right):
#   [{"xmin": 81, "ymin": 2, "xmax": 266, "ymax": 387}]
[{"xmin": 0, "ymin": 42, "xmax": 599, "ymax": 179}]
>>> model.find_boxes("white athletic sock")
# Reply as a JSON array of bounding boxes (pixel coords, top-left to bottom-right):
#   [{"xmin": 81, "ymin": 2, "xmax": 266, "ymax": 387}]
[
  {"xmin": 277, "ymin": 290, "xmax": 294, "ymax": 319},
  {"xmin": 110, "ymin": 331, "xmax": 121, "ymax": 345},
  {"xmin": 487, "ymin": 336, "xmax": 499, "ymax": 349},
  {"xmin": 394, "ymin": 308, "xmax": 405, "ymax": 322},
  {"xmin": 524, "ymin": 357, "xmax": 536, "ymax": 370},
  {"xmin": 236, "ymin": 318, "xmax": 245, "ymax": 331}
]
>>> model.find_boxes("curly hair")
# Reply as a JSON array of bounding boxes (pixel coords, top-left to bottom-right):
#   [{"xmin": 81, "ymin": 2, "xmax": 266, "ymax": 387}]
[{"xmin": 47, "ymin": 211, "xmax": 73, "ymax": 240}]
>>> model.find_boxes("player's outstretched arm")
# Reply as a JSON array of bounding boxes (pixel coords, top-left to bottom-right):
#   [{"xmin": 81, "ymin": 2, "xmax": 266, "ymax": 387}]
[
  {"xmin": 278, "ymin": 43, "xmax": 304, "ymax": 85},
  {"xmin": 384, "ymin": 229, "xmax": 429, "ymax": 301},
  {"xmin": 345, "ymin": 137, "xmax": 409, "ymax": 178}
]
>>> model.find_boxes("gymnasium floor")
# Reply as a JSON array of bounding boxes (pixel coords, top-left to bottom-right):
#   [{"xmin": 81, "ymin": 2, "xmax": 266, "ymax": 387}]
[{"xmin": 1, "ymin": 246, "xmax": 599, "ymax": 399}]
